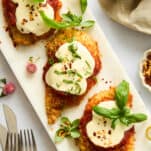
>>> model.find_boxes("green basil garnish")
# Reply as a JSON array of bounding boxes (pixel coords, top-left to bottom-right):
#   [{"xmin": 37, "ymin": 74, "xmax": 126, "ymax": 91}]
[
  {"xmin": 68, "ymin": 43, "xmax": 81, "ymax": 59},
  {"xmin": 80, "ymin": 0, "xmax": 88, "ymax": 14},
  {"xmin": 93, "ymin": 80, "xmax": 147, "ymax": 129},
  {"xmin": 55, "ymin": 117, "xmax": 80, "ymax": 143},
  {"xmin": 40, "ymin": 11, "xmax": 95, "ymax": 30},
  {"xmin": 115, "ymin": 80, "xmax": 129, "ymax": 110},
  {"xmin": 63, "ymin": 79, "xmax": 74, "ymax": 84}
]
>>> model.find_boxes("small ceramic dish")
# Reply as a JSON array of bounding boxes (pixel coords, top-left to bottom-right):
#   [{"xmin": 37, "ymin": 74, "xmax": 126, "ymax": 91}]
[{"xmin": 140, "ymin": 49, "xmax": 151, "ymax": 92}]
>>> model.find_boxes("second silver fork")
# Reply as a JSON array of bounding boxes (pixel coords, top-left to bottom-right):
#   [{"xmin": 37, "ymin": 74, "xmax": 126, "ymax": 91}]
[
  {"xmin": 5, "ymin": 133, "xmax": 19, "ymax": 151},
  {"xmin": 5, "ymin": 129, "xmax": 37, "ymax": 151}
]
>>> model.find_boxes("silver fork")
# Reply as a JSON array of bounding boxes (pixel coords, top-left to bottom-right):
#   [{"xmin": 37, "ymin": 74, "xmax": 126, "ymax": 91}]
[
  {"xmin": 20, "ymin": 129, "xmax": 37, "ymax": 151},
  {"xmin": 5, "ymin": 132, "xmax": 19, "ymax": 151}
]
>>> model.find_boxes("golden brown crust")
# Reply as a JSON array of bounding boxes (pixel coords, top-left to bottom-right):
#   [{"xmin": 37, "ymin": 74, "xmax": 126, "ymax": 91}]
[
  {"xmin": 2, "ymin": 0, "xmax": 62, "ymax": 46},
  {"xmin": 44, "ymin": 29, "xmax": 101, "ymax": 124},
  {"xmin": 75, "ymin": 88, "xmax": 135, "ymax": 151},
  {"xmin": 8, "ymin": 26, "xmax": 55, "ymax": 46}
]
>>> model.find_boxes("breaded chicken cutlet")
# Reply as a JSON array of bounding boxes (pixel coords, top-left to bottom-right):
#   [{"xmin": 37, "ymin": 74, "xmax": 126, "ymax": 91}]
[
  {"xmin": 76, "ymin": 87, "xmax": 135, "ymax": 151},
  {"xmin": 43, "ymin": 28, "xmax": 101, "ymax": 124},
  {"xmin": 2, "ymin": 0, "xmax": 62, "ymax": 46}
]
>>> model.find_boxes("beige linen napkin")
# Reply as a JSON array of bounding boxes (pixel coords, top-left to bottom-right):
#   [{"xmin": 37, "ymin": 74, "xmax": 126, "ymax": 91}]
[{"xmin": 99, "ymin": 0, "xmax": 151, "ymax": 34}]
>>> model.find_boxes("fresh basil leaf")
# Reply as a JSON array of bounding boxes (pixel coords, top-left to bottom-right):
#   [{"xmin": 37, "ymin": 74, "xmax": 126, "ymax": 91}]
[
  {"xmin": 80, "ymin": 0, "xmax": 87, "ymax": 14},
  {"xmin": 60, "ymin": 117, "xmax": 71, "ymax": 127},
  {"xmin": 71, "ymin": 119, "xmax": 80, "ymax": 130},
  {"xmin": 62, "ymin": 14, "xmax": 73, "ymax": 22},
  {"xmin": 40, "ymin": 11, "xmax": 95, "ymax": 30},
  {"xmin": 115, "ymin": 80, "xmax": 129, "ymax": 110},
  {"xmin": 40, "ymin": 11, "xmax": 70, "ymax": 29},
  {"xmin": 120, "ymin": 117, "xmax": 129, "ymax": 126},
  {"xmin": 80, "ymin": 20, "xmax": 95, "ymax": 28},
  {"xmin": 70, "ymin": 130, "xmax": 80, "ymax": 138},
  {"xmin": 93, "ymin": 106, "xmax": 120, "ymax": 119},
  {"xmin": 55, "ymin": 129, "xmax": 67, "ymax": 143},
  {"xmin": 125, "ymin": 113, "xmax": 147, "ymax": 125},
  {"xmin": 62, "ymin": 12, "xmax": 82, "ymax": 24},
  {"xmin": 111, "ymin": 119, "xmax": 118, "ymax": 129}
]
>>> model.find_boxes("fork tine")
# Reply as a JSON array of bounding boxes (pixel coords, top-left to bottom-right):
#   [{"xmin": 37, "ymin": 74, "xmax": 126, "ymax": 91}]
[
  {"xmin": 20, "ymin": 130, "xmax": 23, "ymax": 151},
  {"xmin": 10, "ymin": 133, "xmax": 13, "ymax": 151},
  {"xmin": 27, "ymin": 130, "xmax": 31, "ymax": 151},
  {"xmin": 14, "ymin": 133, "xmax": 16, "ymax": 151},
  {"xmin": 17, "ymin": 134, "xmax": 20, "ymax": 151},
  {"xmin": 5, "ymin": 132, "xmax": 19, "ymax": 151},
  {"xmin": 14, "ymin": 133, "xmax": 18, "ymax": 151},
  {"xmin": 31, "ymin": 130, "xmax": 37, "ymax": 151},
  {"xmin": 5, "ymin": 133, "xmax": 9, "ymax": 151},
  {"xmin": 24, "ymin": 130, "xmax": 28, "ymax": 151}
]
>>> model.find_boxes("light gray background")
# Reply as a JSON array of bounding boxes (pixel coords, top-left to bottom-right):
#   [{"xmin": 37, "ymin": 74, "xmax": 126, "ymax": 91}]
[{"xmin": 0, "ymin": 0, "xmax": 150, "ymax": 150}]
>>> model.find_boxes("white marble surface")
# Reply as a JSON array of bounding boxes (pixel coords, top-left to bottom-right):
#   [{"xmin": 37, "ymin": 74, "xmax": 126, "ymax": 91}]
[{"xmin": 0, "ymin": 0, "xmax": 151, "ymax": 150}]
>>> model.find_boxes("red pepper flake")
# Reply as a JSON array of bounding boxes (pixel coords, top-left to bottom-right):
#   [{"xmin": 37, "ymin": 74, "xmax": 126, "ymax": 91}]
[
  {"xmin": 5, "ymin": 26, "xmax": 9, "ymax": 32},
  {"xmin": 97, "ymin": 136, "xmax": 101, "ymax": 139},
  {"xmin": 93, "ymin": 132, "xmax": 96, "ymax": 136},
  {"xmin": 108, "ymin": 130, "xmax": 112, "ymax": 135}
]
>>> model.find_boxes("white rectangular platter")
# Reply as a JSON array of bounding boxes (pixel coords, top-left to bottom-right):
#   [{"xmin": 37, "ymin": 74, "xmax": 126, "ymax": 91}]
[{"xmin": 0, "ymin": 0, "xmax": 151, "ymax": 150}]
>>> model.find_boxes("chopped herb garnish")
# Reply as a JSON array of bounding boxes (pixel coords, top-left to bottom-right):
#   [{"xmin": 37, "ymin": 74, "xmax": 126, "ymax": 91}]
[
  {"xmin": 74, "ymin": 82, "xmax": 82, "ymax": 94},
  {"xmin": 93, "ymin": 80, "xmax": 147, "ymax": 129},
  {"xmin": 84, "ymin": 70, "xmax": 91, "ymax": 76},
  {"xmin": 55, "ymin": 117, "xmax": 80, "ymax": 143},
  {"xmin": 54, "ymin": 70, "xmax": 66, "ymax": 75},
  {"xmin": 67, "ymin": 70, "xmax": 83, "ymax": 79},
  {"xmin": 85, "ymin": 60, "xmax": 91, "ymax": 69},
  {"xmin": 28, "ymin": 56, "xmax": 40, "ymax": 63},
  {"xmin": 56, "ymin": 83, "xmax": 61, "ymax": 88},
  {"xmin": 29, "ymin": 56, "xmax": 33, "ymax": 62},
  {"xmin": 68, "ymin": 43, "xmax": 81, "ymax": 59},
  {"xmin": 48, "ymin": 58, "xmax": 54, "ymax": 65},
  {"xmin": 63, "ymin": 80, "xmax": 73, "ymax": 84}
]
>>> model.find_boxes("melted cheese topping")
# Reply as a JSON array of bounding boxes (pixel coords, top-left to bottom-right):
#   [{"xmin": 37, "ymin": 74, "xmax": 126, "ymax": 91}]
[
  {"xmin": 45, "ymin": 41, "xmax": 95, "ymax": 95},
  {"xmin": 12, "ymin": 0, "xmax": 54, "ymax": 36},
  {"xmin": 86, "ymin": 101, "xmax": 132, "ymax": 148}
]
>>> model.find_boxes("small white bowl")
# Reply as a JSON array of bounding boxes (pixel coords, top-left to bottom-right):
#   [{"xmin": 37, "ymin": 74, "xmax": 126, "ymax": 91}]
[{"xmin": 140, "ymin": 49, "xmax": 151, "ymax": 92}]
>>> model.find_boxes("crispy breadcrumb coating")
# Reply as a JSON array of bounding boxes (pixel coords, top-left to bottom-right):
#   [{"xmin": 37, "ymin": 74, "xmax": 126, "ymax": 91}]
[
  {"xmin": 75, "ymin": 88, "xmax": 135, "ymax": 151},
  {"xmin": 44, "ymin": 29, "xmax": 101, "ymax": 124}
]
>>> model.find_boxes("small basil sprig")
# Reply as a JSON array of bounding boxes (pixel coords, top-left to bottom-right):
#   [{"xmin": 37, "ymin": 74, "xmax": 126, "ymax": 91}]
[
  {"xmin": 55, "ymin": 117, "xmax": 80, "ymax": 143},
  {"xmin": 40, "ymin": 11, "xmax": 95, "ymax": 30},
  {"xmin": 80, "ymin": 0, "xmax": 88, "ymax": 14},
  {"xmin": 93, "ymin": 80, "xmax": 147, "ymax": 129}
]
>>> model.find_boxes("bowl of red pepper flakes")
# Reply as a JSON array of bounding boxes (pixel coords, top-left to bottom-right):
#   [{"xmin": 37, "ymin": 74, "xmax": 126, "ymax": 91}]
[{"xmin": 140, "ymin": 49, "xmax": 151, "ymax": 92}]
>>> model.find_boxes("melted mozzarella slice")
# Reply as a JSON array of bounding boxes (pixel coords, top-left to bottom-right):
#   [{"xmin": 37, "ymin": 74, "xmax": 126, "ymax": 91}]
[
  {"xmin": 86, "ymin": 101, "xmax": 132, "ymax": 148},
  {"xmin": 12, "ymin": 0, "xmax": 54, "ymax": 36},
  {"xmin": 45, "ymin": 41, "xmax": 95, "ymax": 95}
]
